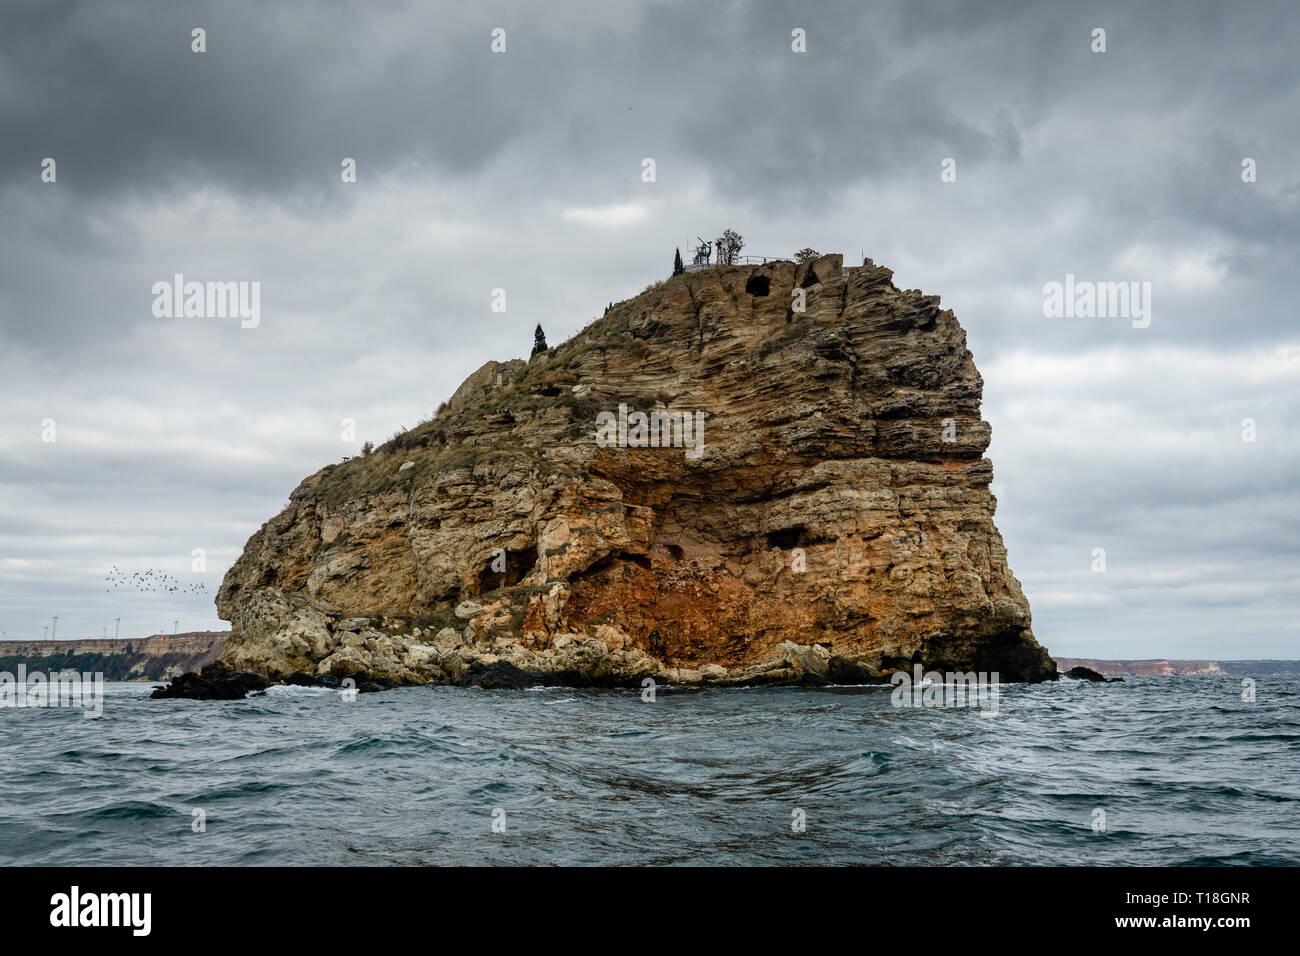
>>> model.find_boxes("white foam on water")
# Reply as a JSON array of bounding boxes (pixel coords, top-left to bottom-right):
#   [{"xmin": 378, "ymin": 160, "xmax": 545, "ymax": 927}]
[{"xmin": 259, "ymin": 684, "xmax": 336, "ymax": 698}]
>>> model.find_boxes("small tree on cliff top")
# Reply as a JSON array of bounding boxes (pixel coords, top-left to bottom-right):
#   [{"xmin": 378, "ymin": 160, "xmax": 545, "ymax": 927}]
[
  {"xmin": 672, "ymin": 247, "xmax": 685, "ymax": 276},
  {"xmin": 715, "ymin": 229, "xmax": 744, "ymax": 265},
  {"xmin": 794, "ymin": 247, "xmax": 820, "ymax": 263},
  {"xmin": 530, "ymin": 323, "xmax": 548, "ymax": 357}
]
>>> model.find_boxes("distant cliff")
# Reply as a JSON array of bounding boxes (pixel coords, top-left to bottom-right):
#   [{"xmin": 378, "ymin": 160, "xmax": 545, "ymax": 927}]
[
  {"xmin": 1054, "ymin": 658, "xmax": 1300, "ymax": 677},
  {"xmin": 213, "ymin": 255, "xmax": 1054, "ymax": 689},
  {"xmin": 0, "ymin": 632, "xmax": 227, "ymax": 680},
  {"xmin": 1055, "ymin": 658, "xmax": 1226, "ymax": 676}
]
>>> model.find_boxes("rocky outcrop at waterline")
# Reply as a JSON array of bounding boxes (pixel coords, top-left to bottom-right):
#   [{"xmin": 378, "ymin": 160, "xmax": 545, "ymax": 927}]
[
  {"xmin": 198, "ymin": 254, "xmax": 1054, "ymax": 695},
  {"xmin": 151, "ymin": 664, "xmax": 270, "ymax": 700},
  {"xmin": 1063, "ymin": 666, "xmax": 1125, "ymax": 684}
]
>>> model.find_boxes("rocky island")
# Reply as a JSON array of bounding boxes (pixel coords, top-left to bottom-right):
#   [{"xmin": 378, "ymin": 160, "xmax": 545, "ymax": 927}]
[{"xmin": 164, "ymin": 254, "xmax": 1054, "ymax": 697}]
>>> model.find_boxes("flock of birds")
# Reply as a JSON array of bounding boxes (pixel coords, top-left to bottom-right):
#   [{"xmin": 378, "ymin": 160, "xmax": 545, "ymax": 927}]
[{"xmin": 104, "ymin": 566, "xmax": 208, "ymax": 596}]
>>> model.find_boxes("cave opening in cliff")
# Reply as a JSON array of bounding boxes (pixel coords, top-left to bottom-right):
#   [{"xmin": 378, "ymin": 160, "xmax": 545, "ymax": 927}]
[
  {"xmin": 623, "ymin": 552, "xmax": 652, "ymax": 571},
  {"xmin": 745, "ymin": 274, "xmax": 771, "ymax": 296},
  {"xmin": 665, "ymin": 543, "xmax": 684, "ymax": 562},
  {"xmin": 584, "ymin": 551, "xmax": 653, "ymax": 578},
  {"xmin": 475, "ymin": 548, "xmax": 535, "ymax": 594},
  {"xmin": 766, "ymin": 527, "xmax": 808, "ymax": 550}
]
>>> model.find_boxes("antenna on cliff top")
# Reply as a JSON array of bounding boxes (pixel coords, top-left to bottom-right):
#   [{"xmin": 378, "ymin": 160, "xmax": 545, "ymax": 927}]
[{"xmin": 693, "ymin": 236, "xmax": 712, "ymax": 265}]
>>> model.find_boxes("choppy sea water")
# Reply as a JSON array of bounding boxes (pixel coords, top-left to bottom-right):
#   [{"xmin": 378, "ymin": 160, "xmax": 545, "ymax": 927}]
[{"xmin": 1, "ymin": 676, "xmax": 1297, "ymax": 866}]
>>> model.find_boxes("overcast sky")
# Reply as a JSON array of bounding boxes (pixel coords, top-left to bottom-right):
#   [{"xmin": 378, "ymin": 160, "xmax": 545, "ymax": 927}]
[{"xmin": 1, "ymin": 0, "xmax": 1296, "ymax": 659}]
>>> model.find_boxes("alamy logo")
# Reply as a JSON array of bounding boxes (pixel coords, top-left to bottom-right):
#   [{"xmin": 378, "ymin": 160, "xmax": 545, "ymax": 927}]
[
  {"xmin": 0, "ymin": 666, "xmax": 103, "ymax": 718},
  {"xmin": 890, "ymin": 664, "xmax": 1000, "ymax": 716},
  {"xmin": 1042, "ymin": 273, "xmax": 1151, "ymax": 328},
  {"xmin": 152, "ymin": 274, "xmax": 260, "ymax": 328},
  {"xmin": 50, "ymin": 886, "xmax": 151, "ymax": 936},
  {"xmin": 595, "ymin": 403, "xmax": 706, "ymax": 459}
]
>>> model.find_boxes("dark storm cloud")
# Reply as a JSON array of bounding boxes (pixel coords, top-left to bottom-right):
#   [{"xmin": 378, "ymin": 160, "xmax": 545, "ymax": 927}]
[{"xmin": 0, "ymin": 0, "xmax": 580, "ymax": 198}]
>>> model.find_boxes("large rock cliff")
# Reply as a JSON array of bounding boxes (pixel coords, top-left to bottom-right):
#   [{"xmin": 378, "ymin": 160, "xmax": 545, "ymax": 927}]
[{"xmin": 215, "ymin": 255, "xmax": 1055, "ymax": 688}]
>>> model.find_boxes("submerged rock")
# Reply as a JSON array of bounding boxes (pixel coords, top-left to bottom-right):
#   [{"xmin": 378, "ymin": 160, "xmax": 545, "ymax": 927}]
[
  {"xmin": 1064, "ymin": 666, "xmax": 1124, "ymax": 683},
  {"xmin": 190, "ymin": 255, "xmax": 1055, "ymax": 694}
]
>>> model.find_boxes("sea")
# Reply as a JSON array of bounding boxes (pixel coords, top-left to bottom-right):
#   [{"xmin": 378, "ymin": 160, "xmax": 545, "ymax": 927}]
[{"xmin": 1, "ymin": 675, "xmax": 1297, "ymax": 866}]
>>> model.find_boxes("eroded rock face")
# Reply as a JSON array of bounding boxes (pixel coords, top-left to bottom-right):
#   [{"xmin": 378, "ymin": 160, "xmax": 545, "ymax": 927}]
[{"xmin": 214, "ymin": 255, "xmax": 1055, "ymax": 688}]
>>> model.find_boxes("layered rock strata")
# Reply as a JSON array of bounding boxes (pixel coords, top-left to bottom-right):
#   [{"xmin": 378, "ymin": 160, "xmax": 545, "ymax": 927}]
[{"xmin": 212, "ymin": 255, "xmax": 1055, "ymax": 690}]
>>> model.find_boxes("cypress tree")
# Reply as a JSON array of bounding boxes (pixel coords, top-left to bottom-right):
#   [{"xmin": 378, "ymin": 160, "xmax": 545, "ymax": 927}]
[
  {"xmin": 672, "ymin": 248, "xmax": 685, "ymax": 276},
  {"xmin": 531, "ymin": 323, "xmax": 548, "ymax": 357}
]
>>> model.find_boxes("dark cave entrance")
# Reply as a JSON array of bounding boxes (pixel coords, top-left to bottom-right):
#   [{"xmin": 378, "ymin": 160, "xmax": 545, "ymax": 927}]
[
  {"xmin": 765, "ymin": 527, "xmax": 808, "ymax": 550},
  {"xmin": 475, "ymin": 548, "xmax": 535, "ymax": 594}
]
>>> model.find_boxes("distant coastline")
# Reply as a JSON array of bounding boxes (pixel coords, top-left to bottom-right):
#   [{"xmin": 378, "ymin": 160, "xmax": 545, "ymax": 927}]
[
  {"xmin": 1054, "ymin": 657, "xmax": 1300, "ymax": 677},
  {"xmin": 0, "ymin": 632, "xmax": 227, "ymax": 681}
]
